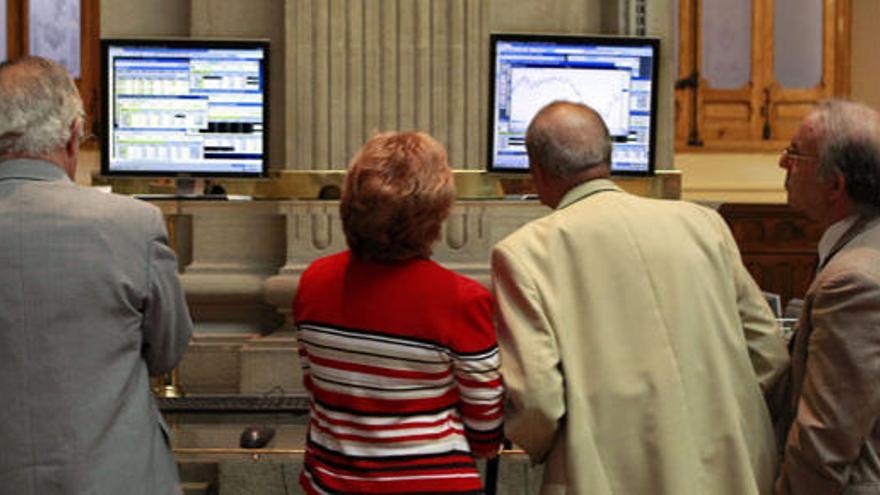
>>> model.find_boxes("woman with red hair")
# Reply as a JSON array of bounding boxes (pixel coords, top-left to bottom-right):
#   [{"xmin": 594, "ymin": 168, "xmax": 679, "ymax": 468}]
[{"xmin": 294, "ymin": 132, "xmax": 504, "ymax": 494}]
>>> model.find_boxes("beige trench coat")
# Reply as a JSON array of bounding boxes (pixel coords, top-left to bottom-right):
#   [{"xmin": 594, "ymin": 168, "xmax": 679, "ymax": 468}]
[{"xmin": 492, "ymin": 178, "xmax": 789, "ymax": 494}]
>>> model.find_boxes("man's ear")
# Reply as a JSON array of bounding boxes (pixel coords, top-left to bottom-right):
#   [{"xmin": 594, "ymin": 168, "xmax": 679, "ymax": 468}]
[
  {"xmin": 66, "ymin": 118, "xmax": 83, "ymax": 157},
  {"xmin": 529, "ymin": 160, "xmax": 546, "ymax": 196},
  {"xmin": 827, "ymin": 170, "xmax": 848, "ymax": 202},
  {"xmin": 61, "ymin": 118, "xmax": 83, "ymax": 180},
  {"xmin": 529, "ymin": 159, "xmax": 542, "ymax": 185}
]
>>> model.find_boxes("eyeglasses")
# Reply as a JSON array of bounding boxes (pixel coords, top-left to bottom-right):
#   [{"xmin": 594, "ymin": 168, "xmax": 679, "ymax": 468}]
[{"xmin": 781, "ymin": 146, "xmax": 818, "ymax": 163}]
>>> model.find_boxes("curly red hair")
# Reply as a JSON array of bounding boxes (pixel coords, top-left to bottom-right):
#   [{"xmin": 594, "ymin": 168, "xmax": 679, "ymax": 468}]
[{"xmin": 340, "ymin": 132, "xmax": 455, "ymax": 263}]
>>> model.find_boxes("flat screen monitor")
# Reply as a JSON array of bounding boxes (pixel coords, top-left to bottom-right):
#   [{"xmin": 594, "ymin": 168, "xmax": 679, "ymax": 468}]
[
  {"xmin": 101, "ymin": 39, "xmax": 269, "ymax": 177},
  {"xmin": 488, "ymin": 34, "xmax": 659, "ymax": 175}
]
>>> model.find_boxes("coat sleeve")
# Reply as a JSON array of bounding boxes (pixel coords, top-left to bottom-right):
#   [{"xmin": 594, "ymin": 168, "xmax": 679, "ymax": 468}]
[
  {"xmin": 779, "ymin": 263, "xmax": 880, "ymax": 494},
  {"xmin": 491, "ymin": 243, "xmax": 565, "ymax": 463},
  {"xmin": 141, "ymin": 207, "xmax": 194, "ymax": 376},
  {"xmin": 714, "ymin": 210, "xmax": 790, "ymax": 396}
]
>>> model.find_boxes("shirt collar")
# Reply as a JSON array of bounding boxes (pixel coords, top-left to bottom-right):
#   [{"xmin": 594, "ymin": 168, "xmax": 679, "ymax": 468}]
[
  {"xmin": 556, "ymin": 178, "xmax": 623, "ymax": 210},
  {"xmin": 0, "ymin": 158, "xmax": 72, "ymax": 183},
  {"xmin": 818, "ymin": 214, "xmax": 859, "ymax": 267}
]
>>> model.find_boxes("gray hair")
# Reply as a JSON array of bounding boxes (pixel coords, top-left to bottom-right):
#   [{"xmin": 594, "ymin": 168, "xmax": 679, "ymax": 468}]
[
  {"xmin": 0, "ymin": 57, "xmax": 85, "ymax": 157},
  {"xmin": 525, "ymin": 101, "xmax": 612, "ymax": 179},
  {"xmin": 813, "ymin": 99, "xmax": 880, "ymax": 208}
]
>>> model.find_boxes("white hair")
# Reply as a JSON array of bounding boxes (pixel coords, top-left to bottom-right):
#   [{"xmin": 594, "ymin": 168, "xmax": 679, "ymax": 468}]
[
  {"xmin": 812, "ymin": 99, "xmax": 880, "ymax": 207},
  {"xmin": 0, "ymin": 57, "xmax": 84, "ymax": 157}
]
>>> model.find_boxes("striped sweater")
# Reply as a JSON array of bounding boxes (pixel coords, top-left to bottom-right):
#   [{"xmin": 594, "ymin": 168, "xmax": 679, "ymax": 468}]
[{"xmin": 293, "ymin": 251, "xmax": 504, "ymax": 494}]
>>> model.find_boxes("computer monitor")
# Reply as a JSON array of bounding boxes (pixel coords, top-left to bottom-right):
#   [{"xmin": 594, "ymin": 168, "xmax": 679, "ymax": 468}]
[
  {"xmin": 488, "ymin": 34, "xmax": 659, "ymax": 175},
  {"xmin": 101, "ymin": 39, "xmax": 269, "ymax": 178}
]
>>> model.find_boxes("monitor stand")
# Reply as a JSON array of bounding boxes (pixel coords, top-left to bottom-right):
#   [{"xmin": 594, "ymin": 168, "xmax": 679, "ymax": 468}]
[{"xmin": 175, "ymin": 178, "xmax": 202, "ymax": 195}]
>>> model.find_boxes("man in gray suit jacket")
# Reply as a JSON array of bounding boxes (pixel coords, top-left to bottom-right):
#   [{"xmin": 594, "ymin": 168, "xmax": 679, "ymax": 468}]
[
  {"xmin": 0, "ymin": 57, "xmax": 193, "ymax": 494},
  {"xmin": 776, "ymin": 100, "xmax": 880, "ymax": 494}
]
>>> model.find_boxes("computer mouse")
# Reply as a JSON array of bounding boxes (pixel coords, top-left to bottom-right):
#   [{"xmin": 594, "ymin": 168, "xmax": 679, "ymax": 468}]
[{"xmin": 239, "ymin": 425, "xmax": 276, "ymax": 449}]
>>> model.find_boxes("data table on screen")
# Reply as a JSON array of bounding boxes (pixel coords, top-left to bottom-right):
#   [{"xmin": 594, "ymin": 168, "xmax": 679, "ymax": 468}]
[{"xmin": 101, "ymin": 39, "xmax": 269, "ymax": 178}]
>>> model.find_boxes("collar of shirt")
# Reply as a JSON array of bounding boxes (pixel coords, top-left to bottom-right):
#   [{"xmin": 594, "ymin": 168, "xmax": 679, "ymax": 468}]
[
  {"xmin": 818, "ymin": 214, "xmax": 858, "ymax": 267},
  {"xmin": 0, "ymin": 158, "xmax": 71, "ymax": 183}
]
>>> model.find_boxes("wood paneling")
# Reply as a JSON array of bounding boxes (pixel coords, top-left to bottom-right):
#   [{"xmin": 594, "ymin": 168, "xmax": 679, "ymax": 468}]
[
  {"xmin": 6, "ymin": 0, "xmax": 22, "ymax": 59},
  {"xmin": 719, "ymin": 203, "xmax": 822, "ymax": 306},
  {"xmin": 79, "ymin": 0, "xmax": 99, "ymax": 146}
]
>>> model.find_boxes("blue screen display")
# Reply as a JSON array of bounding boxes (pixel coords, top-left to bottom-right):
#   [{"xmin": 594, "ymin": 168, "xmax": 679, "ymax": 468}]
[
  {"xmin": 103, "ymin": 41, "xmax": 268, "ymax": 176},
  {"xmin": 488, "ymin": 35, "xmax": 658, "ymax": 175}
]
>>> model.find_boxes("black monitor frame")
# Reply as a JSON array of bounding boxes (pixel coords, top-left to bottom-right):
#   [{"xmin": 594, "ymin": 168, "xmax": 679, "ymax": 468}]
[
  {"xmin": 100, "ymin": 38, "xmax": 270, "ymax": 178},
  {"xmin": 487, "ymin": 33, "xmax": 660, "ymax": 176}
]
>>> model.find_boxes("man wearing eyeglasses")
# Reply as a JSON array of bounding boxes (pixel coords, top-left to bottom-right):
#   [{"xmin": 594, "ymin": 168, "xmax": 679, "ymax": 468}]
[
  {"xmin": 0, "ymin": 57, "xmax": 193, "ymax": 494},
  {"xmin": 776, "ymin": 99, "xmax": 880, "ymax": 494}
]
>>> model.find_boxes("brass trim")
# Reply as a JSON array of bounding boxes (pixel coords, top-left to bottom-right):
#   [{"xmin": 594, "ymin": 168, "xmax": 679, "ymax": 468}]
[{"xmin": 97, "ymin": 169, "xmax": 682, "ymax": 200}]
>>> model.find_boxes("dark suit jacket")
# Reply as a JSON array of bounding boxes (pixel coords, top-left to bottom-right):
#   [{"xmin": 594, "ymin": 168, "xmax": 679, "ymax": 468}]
[
  {"xmin": 0, "ymin": 159, "xmax": 193, "ymax": 494},
  {"xmin": 777, "ymin": 214, "xmax": 880, "ymax": 494}
]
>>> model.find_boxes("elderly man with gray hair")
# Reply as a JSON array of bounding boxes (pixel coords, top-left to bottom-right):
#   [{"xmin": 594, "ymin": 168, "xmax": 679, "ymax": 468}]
[
  {"xmin": 776, "ymin": 100, "xmax": 880, "ymax": 494},
  {"xmin": 0, "ymin": 56, "xmax": 193, "ymax": 494},
  {"xmin": 491, "ymin": 101, "xmax": 789, "ymax": 494}
]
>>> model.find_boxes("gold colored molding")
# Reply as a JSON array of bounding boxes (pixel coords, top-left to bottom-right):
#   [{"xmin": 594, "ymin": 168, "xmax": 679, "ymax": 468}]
[{"xmin": 96, "ymin": 169, "xmax": 682, "ymax": 200}]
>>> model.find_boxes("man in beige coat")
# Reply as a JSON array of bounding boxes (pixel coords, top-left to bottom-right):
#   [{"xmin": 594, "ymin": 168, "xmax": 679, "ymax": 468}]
[
  {"xmin": 492, "ymin": 101, "xmax": 790, "ymax": 494},
  {"xmin": 775, "ymin": 100, "xmax": 880, "ymax": 494}
]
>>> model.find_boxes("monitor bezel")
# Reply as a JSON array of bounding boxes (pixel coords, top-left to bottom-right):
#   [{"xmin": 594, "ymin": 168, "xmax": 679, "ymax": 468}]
[
  {"xmin": 486, "ymin": 33, "xmax": 660, "ymax": 177},
  {"xmin": 100, "ymin": 37, "xmax": 271, "ymax": 179}
]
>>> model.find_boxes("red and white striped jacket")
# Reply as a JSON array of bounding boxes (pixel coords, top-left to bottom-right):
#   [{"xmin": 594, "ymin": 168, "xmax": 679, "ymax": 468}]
[{"xmin": 293, "ymin": 251, "xmax": 504, "ymax": 494}]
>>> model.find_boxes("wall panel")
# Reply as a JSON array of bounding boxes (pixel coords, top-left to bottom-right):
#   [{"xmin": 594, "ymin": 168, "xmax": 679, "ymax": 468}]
[
  {"xmin": 329, "ymin": 0, "xmax": 349, "ymax": 167},
  {"xmin": 851, "ymin": 0, "xmax": 880, "ymax": 109},
  {"xmin": 430, "ymin": 0, "xmax": 451, "ymax": 161},
  {"xmin": 281, "ymin": 0, "xmax": 677, "ymax": 171},
  {"xmin": 287, "ymin": 0, "xmax": 488, "ymax": 169},
  {"xmin": 346, "ymin": 0, "xmax": 365, "ymax": 161},
  {"xmin": 190, "ymin": 0, "xmax": 287, "ymax": 167},
  {"xmin": 100, "ymin": 0, "xmax": 191, "ymax": 37},
  {"xmin": 398, "ymin": 0, "xmax": 417, "ymax": 131},
  {"xmin": 312, "ymin": 0, "xmax": 330, "ymax": 168}
]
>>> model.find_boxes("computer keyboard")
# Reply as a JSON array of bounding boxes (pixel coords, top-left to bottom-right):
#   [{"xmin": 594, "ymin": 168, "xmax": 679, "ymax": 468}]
[
  {"xmin": 133, "ymin": 193, "xmax": 230, "ymax": 201},
  {"xmin": 156, "ymin": 394, "xmax": 310, "ymax": 413}
]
